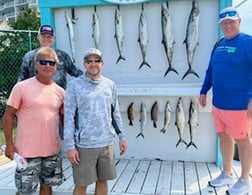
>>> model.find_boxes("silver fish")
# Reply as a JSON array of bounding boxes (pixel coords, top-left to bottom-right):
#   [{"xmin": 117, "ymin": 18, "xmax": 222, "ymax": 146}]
[
  {"xmin": 137, "ymin": 102, "xmax": 147, "ymax": 139},
  {"xmin": 161, "ymin": 2, "xmax": 178, "ymax": 77},
  {"xmin": 138, "ymin": 4, "xmax": 151, "ymax": 70},
  {"xmin": 64, "ymin": 11, "xmax": 76, "ymax": 63},
  {"xmin": 127, "ymin": 102, "xmax": 135, "ymax": 126},
  {"xmin": 175, "ymin": 97, "xmax": 187, "ymax": 147},
  {"xmin": 92, "ymin": 6, "xmax": 100, "ymax": 49},
  {"xmin": 151, "ymin": 101, "xmax": 159, "ymax": 128},
  {"xmin": 114, "ymin": 5, "xmax": 126, "ymax": 64},
  {"xmin": 186, "ymin": 99, "xmax": 199, "ymax": 149},
  {"xmin": 182, "ymin": 0, "xmax": 200, "ymax": 80},
  {"xmin": 160, "ymin": 100, "xmax": 171, "ymax": 134}
]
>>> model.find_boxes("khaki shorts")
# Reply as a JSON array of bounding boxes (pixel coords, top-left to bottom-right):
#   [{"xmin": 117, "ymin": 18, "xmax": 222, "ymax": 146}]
[
  {"xmin": 212, "ymin": 106, "xmax": 251, "ymax": 139},
  {"xmin": 73, "ymin": 144, "xmax": 117, "ymax": 186},
  {"xmin": 15, "ymin": 152, "xmax": 63, "ymax": 194}
]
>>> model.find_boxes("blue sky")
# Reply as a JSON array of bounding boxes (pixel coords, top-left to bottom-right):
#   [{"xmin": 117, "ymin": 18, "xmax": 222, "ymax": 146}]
[{"xmin": 233, "ymin": 0, "xmax": 252, "ymax": 34}]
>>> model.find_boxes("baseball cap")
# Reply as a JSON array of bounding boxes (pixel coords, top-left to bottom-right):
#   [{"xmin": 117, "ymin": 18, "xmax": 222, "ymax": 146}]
[
  {"xmin": 84, "ymin": 48, "xmax": 102, "ymax": 59},
  {"xmin": 38, "ymin": 25, "xmax": 55, "ymax": 36},
  {"xmin": 218, "ymin": 7, "xmax": 240, "ymax": 24}
]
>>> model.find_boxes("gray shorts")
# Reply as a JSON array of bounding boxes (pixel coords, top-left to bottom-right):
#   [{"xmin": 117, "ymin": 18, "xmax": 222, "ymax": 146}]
[
  {"xmin": 73, "ymin": 144, "xmax": 117, "ymax": 186},
  {"xmin": 15, "ymin": 152, "xmax": 63, "ymax": 194}
]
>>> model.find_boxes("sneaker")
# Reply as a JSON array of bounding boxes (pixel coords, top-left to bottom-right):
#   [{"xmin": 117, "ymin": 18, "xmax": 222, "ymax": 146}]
[
  {"xmin": 209, "ymin": 171, "xmax": 234, "ymax": 187},
  {"xmin": 226, "ymin": 178, "xmax": 251, "ymax": 195}
]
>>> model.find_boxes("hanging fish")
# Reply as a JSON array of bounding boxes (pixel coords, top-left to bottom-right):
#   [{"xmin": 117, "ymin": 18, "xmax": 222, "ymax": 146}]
[
  {"xmin": 114, "ymin": 5, "xmax": 126, "ymax": 64},
  {"xmin": 186, "ymin": 99, "xmax": 199, "ymax": 149},
  {"xmin": 92, "ymin": 6, "xmax": 100, "ymax": 49},
  {"xmin": 151, "ymin": 101, "xmax": 159, "ymax": 128},
  {"xmin": 182, "ymin": 0, "xmax": 200, "ymax": 80},
  {"xmin": 161, "ymin": 2, "xmax": 178, "ymax": 77},
  {"xmin": 138, "ymin": 3, "xmax": 151, "ymax": 70},
  {"xmin": 175, "ymin": 97, "xmax": 187, "ymax": 147},
  {"xmin": 64, "ymin": 11, "xmax": 76, "ymax": 63},
  {"xmin": 160, "ymin": 100, "xmax": 171, "ymax": 134},
  {"xmin": 136, "ymin": 102, "xmax": 147, "ymax": 139},
  {"xmin": 127, "ymin": 102, "xmax": 135, "ymax": 126}
]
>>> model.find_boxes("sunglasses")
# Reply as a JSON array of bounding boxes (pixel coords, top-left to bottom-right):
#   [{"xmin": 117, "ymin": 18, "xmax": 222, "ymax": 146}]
[
  {"xmin": 85, "ymin": 59, "xmax": 103, "ymax": 64},
  {"xmin": 219, "ymin": 11, "xmax": 237, "ymax": 19},
  {"xmin": 38, "ymin": 60, "xmax": 56, "ymax": 66}
]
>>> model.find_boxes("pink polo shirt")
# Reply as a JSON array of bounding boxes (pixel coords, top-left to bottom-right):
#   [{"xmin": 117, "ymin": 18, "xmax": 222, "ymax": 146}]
[{"xmin": 7, "ymin": 77, "xmax": 65, "ymax": 158}]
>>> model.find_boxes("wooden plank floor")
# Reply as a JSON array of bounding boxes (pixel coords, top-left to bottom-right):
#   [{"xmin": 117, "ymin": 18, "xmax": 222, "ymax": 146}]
[{"xmin": 0, "ymin": 157, "xmax": 251, "ymax": 195}]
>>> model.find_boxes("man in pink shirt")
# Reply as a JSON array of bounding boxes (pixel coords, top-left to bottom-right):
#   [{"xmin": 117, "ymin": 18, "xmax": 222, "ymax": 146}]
[{"xmin": 2, "ymin": 47, "xmax": 65, "ymax": 195}]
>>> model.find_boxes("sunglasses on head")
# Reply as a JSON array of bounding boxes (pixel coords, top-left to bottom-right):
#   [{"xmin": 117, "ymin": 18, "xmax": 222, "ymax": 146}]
[
  {"xmin": 219, "ymin": 11, "xmax": 237, "ymax": 19},
  {"xmin": 38, "ymin": 60, "xmax": 56, "ymax": 66},
  {"xmin": 85, "ymin": 59, "xmax": 103, "ymax": 64}
]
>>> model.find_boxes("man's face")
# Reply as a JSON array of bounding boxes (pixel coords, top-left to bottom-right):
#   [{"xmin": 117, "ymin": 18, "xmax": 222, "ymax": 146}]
[
  {"xmin": 35, "ymin": 54, "xmax": 57, "ymax": 78},
  {"xmin": 37, "ymin": 33, "xmax": 55, "ymax": 47},
  {"xmin": 84, "ymin": 54, "xmax": 104, "ymax": 78},
  {"xmin": 221, "ymin": 19, "xmax": 241, "ymax": 39}
]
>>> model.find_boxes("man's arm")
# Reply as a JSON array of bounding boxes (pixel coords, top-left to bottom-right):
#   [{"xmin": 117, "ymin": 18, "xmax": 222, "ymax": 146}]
[
  {"xmin": 2, "ymin": 105, "xmax": 17, "ymax": 160},
  {"xmin": 58, "ymin": 50, "xmax": 83, "ymax": 77}
]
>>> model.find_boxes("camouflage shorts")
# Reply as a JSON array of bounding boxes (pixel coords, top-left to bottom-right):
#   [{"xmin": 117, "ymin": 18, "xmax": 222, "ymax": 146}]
[{"xmin": 15, "ymin": 152, "xmax": 63, "ymax": 194}]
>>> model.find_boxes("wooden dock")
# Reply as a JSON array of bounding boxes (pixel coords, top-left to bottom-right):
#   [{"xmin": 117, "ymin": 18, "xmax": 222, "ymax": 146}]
[{"xmin": 0, "ymin": 157, "xmax": 251, "ymax": 195}]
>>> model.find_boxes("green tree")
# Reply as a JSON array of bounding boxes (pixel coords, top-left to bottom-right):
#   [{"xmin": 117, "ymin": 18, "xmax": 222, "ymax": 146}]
[{"xmin": 10, "ymin": 8, "xmax": 40, "ymax": 30}]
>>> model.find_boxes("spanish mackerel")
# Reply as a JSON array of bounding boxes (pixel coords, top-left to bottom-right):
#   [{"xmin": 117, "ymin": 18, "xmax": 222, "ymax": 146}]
[
  {"xmin": 182, "ymin": 0, "xmax": 200, "ymax": 80},
  {"xmin": 175, "ymin": 97, "xmax": 187, "ymax": 147},
  {"xmin": 65, "ymin": 11, "xmax": 76, "ymax": 63},
  {"xmin": 161, "ymin": 2, "xmax": 178, "ymax": 77},
  {"xmin": 137, "ymin": 102, "xmax": 147, "ymax": 139},
  {"xmin": 138, "ymin": 4, "xmax": 151, "ymax": 70},
  {"xmin": 92, "ymin": 6, "xmax": 100, "ymax": 49},
  {"xmin": 114, "ymin": 5, "xmax": 126, "ymax": 64},
  {"xmin": 186, "ymin": 99, "xmax": 199, "ymax": 149}
]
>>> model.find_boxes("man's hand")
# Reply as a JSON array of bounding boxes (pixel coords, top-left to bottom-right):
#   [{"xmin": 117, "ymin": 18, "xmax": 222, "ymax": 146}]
[
  {"xmin": 119, "ymin": 140, "xmax": 127, "ymax": 155},
  {"xmin": 199, "ymin": 94, "xmax": 207, "ymax": 107},
  {"xmin": 67, "ymin": 148, "xmax": 80, "ymax": 165}
]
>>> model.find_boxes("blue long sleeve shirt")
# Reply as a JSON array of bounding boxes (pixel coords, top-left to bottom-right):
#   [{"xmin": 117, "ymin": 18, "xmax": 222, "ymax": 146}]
[
  {"xmin": 64, "ymin": 74, "xmax": 126, "ymax": 151},
  {"xmin": 200, "ymin": 33, "xmax": 252, "ymax": 110}
]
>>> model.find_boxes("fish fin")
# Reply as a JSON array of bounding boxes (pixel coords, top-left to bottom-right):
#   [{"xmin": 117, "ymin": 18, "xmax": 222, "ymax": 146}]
[
  {"xmin": 138, "ymin": 61, "xmax": 151, "ymax": 70},
  {"xmin": 182, "ymin": 67, "xmax": 200, "ymax": 80},
  {"xmin": 164, "ymin": 66, "xmax": 179, "ymax": 77},
  {"xmin": 116, "ymin": 55, "xmax": 126, "ymax": 64},
  {"xmin": 176, "ymin": 138, "xmax": 187, "ymax": 147},
  {"xmin": 186, "ymin": 141, "xmax": 198, "ymax": 149},
  {"xmin": 136, "ymin": 132, "xmax": 144, "ymax": 139}
]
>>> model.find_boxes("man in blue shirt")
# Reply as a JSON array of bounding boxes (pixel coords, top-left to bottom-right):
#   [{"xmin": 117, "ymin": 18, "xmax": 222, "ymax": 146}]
[{"xmin": 199, "ymin": 7, "xmax": 252, "ymax": 194}]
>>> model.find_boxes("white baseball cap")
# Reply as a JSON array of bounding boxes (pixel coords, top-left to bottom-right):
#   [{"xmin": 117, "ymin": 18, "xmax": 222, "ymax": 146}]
[
  {"xmin": 84, "ymin": 48, "xmax": 102, "ymax": 59},
  {"xmin": 218, "ymin": 7, "xmax": 240, "ymax": 24}
]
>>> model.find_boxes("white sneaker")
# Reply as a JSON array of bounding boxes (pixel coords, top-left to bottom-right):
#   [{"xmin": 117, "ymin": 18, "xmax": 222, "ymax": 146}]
[
  {"xmin": 226, "ymin": 178, "xmax": 251, "ymax": 195},
  {"xmin": 209, "ymin": 171, "xmax": 234, "ymax": 187}
]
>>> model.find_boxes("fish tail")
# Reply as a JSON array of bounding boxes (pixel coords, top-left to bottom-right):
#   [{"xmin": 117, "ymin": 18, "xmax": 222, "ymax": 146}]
[
  {"xmin": 160, "ymin": 128, "xmax": 166, "ymax": 134},
  {"xmin": 153, "ymin": 122, "xmax": 157, "ymax": 128},
  {"xmin": 164, "ymin": 66, "xmax": 179, "ymax": 77},
  {"xmin": 182, "ymin": 67, "xmax": 200, "ymax": 80},
  {"xmin": 138, "ymin": 61, "xmax": 151, "ymax": 70},
  {"xmin": 129, "ymin": 120, "xmax": 133, "ymax": 126},
  {"xmin": 176, "ymin": 138, "xmax": 187, "ymax": 147},
  {"xmin": 186, "ymin": 141, "xmax": 198, "ymax": 149},
  {"xmin": 116, "ymin": 55, "xmax": 126, "ymax": 64},
  {"xmin": 136, "ymin": 132, "xmax": 144, "ymax": 139}
]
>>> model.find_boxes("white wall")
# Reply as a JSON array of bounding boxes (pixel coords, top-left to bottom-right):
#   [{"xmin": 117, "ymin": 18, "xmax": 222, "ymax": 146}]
[{"xmin": 55, "ymin": 0, "xmax": 219, "ymax": 162}]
